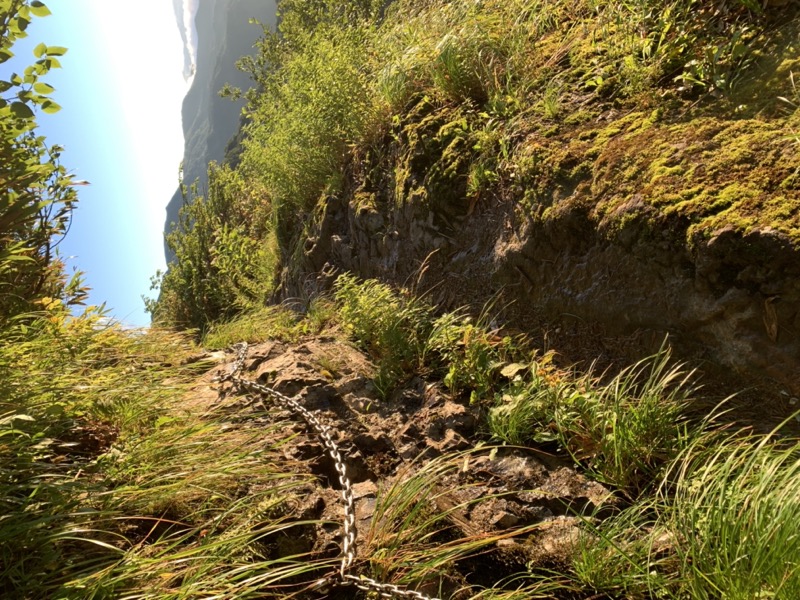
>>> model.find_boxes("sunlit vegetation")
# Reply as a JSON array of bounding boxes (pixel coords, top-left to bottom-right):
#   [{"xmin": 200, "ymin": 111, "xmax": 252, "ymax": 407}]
[
  {"xmin": 150, "ymin": 0, "xmax": 800, "ymax": 331},
  {"xmin": 5, "ymin": 0, "xmax": 800, "ymax": 597},
  {"xmin": 334, "ymin": 275, "xmax": 701, "ymax": 497},
  {"xmin": 325, "ymin": 274, "xmax": 800, "ymax": 598}
]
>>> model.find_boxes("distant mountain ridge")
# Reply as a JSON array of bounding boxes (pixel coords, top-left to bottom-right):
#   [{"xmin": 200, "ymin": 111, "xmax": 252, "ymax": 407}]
[
  {"xmin": 165, "ymin": 0, "xmax": 277, "ymax": 263},
  {"xmin": 171, "ymin": 0, "xmax": 198, "ymax": 81}
]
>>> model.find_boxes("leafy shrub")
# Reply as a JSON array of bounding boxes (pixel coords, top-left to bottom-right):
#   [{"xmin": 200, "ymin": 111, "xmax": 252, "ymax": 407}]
[
  {"xmin": 487, "ymin": 360, "xmax": 562, "ymax": 446},
  {"xmin": 0, "ymin": 1, "xmax": 83, "ymax": 321},
  {"xmin": 334, "ymin": 274, "xmax": 433, "ymax": 395},
  {"xmin": 148, "ymin": 164, "xmax": 278, "ymax": 331},
  {"xmin": 428, "ymin": 310, "xmax": 517, "ymax": 403},
  {"xmin": 240, "ymin": 17, "xmax": 378, "ymax": 248},
  {"xmin": 488, "ymin": 347, "xmax": 698, "ymax": 496}
]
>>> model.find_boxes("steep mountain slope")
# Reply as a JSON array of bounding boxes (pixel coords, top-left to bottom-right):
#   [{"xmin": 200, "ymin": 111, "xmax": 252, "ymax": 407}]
[
  {"xmin": 164, "ymin": 0, "xmax": 277, "ymax": 263},
  {"xmin": 154, "ymin": 0, "xmax": 800, "ymax": 403},
  {"xmin": 8, "ymin": 2, "xmax": 800, "ymax": 598}
]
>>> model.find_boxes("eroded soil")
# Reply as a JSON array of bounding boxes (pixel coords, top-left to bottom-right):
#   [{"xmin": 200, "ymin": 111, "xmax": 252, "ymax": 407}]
[{"xmin": 190, "ymin": 337, "xmax": 618, "ymax": 597}]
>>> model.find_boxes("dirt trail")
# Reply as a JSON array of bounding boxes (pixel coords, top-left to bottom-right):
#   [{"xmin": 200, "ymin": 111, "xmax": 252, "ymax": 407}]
[{"xmin": 190, "ymin": 337, "xmax": 617, "ymax": 596}]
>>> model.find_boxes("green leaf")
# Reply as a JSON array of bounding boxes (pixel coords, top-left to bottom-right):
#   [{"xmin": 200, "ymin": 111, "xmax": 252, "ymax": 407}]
[
  {"xmin": 33, "ymin": 42, "xmax": 47, "ymax": 58},
  {"xmin": 0, "ymin": 48, "xmax": 13, "ymax": 64},
  {"xmin": 33, "ymin": 82, "xmax": 54, "ymax": 94},
  {"xmin": 30, "ymin": 1, "xmax": 52, "ymax": 17},
  {"xmin": 16, "ymin": 16, "xmax": 30, "ymax": 32},
  {"xmin": 41, "ymin": 99, "xmax": 60, "ymax": 114},
  {"xmin": 10, "ymin": 102, "xmax": 34, "ymax": 119},
  {"xmin": 0, "ymin": 80, "xmax": 11, "ymax": 92},
  {"xmin": 44, "ymin": 56, "xmax": 61, "ymax": 69},
  {"xmin": 45, "ymin": 45, "xmax": 68, "ymax": 56},
  {"xmin": 2, "ymin": 254, "xmax": 35, "ymax": 262},
  {"xmin": 500, "ymin": 362, "xmax": 528, "ymax": 378}
]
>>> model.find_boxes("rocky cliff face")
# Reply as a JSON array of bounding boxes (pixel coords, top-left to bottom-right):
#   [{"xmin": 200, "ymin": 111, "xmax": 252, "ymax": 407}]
[
  {"xmin": 164, "ymin": 0, "xmax": 277, "ymax": 263},
  {"xmin": 292, "ymin": 101, "xmax": 800, "ymax": 400}
]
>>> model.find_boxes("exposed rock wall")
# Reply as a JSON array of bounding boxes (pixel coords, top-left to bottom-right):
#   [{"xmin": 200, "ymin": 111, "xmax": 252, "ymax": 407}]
[{"xmin": 292, "ymin": 103, "xmax": 800, "ymax": 396}]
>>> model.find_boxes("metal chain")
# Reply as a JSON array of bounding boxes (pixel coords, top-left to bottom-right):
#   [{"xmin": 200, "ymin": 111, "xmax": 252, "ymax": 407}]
[
  {"xmin": 343, "ymin": 574, "xmax": 443, "ymax": 599},
  {"xmin": 222, "ymin": 342, "xmax": 441, "ymax": 600}
]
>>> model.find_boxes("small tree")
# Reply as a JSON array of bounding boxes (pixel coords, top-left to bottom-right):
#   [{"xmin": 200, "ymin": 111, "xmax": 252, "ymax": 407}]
[{"xmin": 0, "ymin": 0, "xmax": 83, "ymax": 321}]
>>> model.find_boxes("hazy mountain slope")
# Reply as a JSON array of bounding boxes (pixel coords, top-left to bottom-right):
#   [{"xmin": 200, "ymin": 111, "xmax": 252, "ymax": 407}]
[{"xmin": 164, "ymin": 0, "xmax": 277, "ymax": 263}]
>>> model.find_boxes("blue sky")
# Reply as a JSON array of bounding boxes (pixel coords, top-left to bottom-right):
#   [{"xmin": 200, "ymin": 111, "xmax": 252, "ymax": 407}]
[{"xmin": 7, "ymin": 1, "xmax": 188, "ymax": 326}]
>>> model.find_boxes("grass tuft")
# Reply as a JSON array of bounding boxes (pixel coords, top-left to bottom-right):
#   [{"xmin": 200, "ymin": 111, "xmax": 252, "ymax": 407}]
[
  {"xmin": 667, "ymin": 428, "xmax": 800, "ymax": 599},
  {"xmin": 334, "ymin": 274, "xmax": 434, "ymax": 396}
]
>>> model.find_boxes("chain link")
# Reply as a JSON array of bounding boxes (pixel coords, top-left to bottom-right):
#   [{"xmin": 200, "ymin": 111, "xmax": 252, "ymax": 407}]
[
  {"xmin": 222, "ymin": 343, "xmax": 441, "ymax": 600},
  {"xmin": 343, "ymin": 574, "xmax": 443, "ymax": 599}
]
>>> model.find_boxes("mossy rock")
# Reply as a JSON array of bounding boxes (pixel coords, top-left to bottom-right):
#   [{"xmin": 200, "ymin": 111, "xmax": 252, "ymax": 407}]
[{"xmin": 588, "ymin": 115, "xmax": 800, "ymax": 248}]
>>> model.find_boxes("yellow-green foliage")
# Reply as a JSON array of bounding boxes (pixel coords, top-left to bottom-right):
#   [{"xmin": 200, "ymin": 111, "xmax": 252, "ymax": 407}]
[
  {"xmin": 588, "ymin": 114, "xmax": 800, "ymax": 245},
  {"xmin": 0, "ymin": 1, "xmax": 82, "ymax": 320},
  {"xmin": 0, "ymin": 302, "xmax": 202, "ymax": 596},
  {"xmin": 574, "ymin": 430, "xmax": 800, "ymax": 599},
  {"xmin": 335, "ymin": 273, "xmax": 434, "ymax": 395},
  {"xmin": 202, "ymin": 299, "xmax": 338, "ymax": 349},
  {"xmin": 240, "ymin": 7, "xmax": 378, "ymax": 235},
  {"xmin": 149, "ymin": 164, "xmax": 278, "ymax": 331},
  {"xmin": 156, "ymin": 0, "xmax": 800, "ymax": 334},
  {"xmin": 668, "ymin": 432, "xmax": 800, "ymax": 599}
]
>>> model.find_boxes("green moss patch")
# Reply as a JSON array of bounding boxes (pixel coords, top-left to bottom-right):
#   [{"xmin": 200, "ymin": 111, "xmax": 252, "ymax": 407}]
[{"xmin": 588, "ymin": 116, "xmax": 800, "ymax": 246}]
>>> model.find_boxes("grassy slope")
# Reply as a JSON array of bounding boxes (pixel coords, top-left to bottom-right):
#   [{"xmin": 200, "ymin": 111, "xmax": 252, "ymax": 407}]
[
  {"xmin": 1, "ymin": 306, "xmax": 337, "ymax": 598},
  {"xmin": 5, "ymin": 281, "xmax": 800, "ymax": 598},
  {"xmin": 151, "ymin": 0, "xmax": 800, "ymax": 333},
  {"xmin": 47, "ymin": 0, "xmax": 800, "ymax": 597},
  {"xmin": 362, "ymin": 0, "xmax": 800, "ymax": 245}
]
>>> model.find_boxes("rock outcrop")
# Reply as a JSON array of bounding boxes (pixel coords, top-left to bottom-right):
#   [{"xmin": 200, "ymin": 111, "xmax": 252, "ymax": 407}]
[{"xmin": 291, "ymin": 103, "xmax": 800, "ymax": 397}]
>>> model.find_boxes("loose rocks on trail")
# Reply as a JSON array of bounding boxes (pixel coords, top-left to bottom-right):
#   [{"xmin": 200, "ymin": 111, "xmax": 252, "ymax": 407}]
[{"xmin": 193, "ymin": 337, "xmax": 617, "ymax": 597}]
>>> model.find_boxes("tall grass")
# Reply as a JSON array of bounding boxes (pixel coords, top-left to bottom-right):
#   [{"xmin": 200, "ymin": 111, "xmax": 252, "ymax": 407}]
[
  {"xmin": 201, "ymin": 300, "xmax": 337, "ymax": 350},
  {"xmin": 0, "ymin": 305, "xmax": 332, "ymax": 598},
  {"xmin": 570, "ymin": 499, "xmax": 677, "ymax": 598},
  {"xmin": 554, "ymin": 350, "xmax": 697, "ymax": 495},
  {"xmin": 334, "ymin": 274, "xmax": 434, "ymax": 395},
  {"xmin": 73, "ymin": 417, "xmax": 330, "ymax": 599},
  {"xmin": 0, "ymin": 307, "xmax": 200, "ymax": 597},
  {"xmin": 362, "ymin": 449, "xmax": 544, "ymax": 596},
  {"xmin": 568, "ymin": 426, "xmax": 800, "ymax": 599},
  {"xmin": 667, "ymin": 430, "xmax": 800, "ymax": 599}
]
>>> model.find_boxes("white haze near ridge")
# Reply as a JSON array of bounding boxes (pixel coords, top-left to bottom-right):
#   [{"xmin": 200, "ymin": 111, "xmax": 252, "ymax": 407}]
[{"xmin": 181, "ymin": 0, "xmax": 200, "ymax": 81}]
